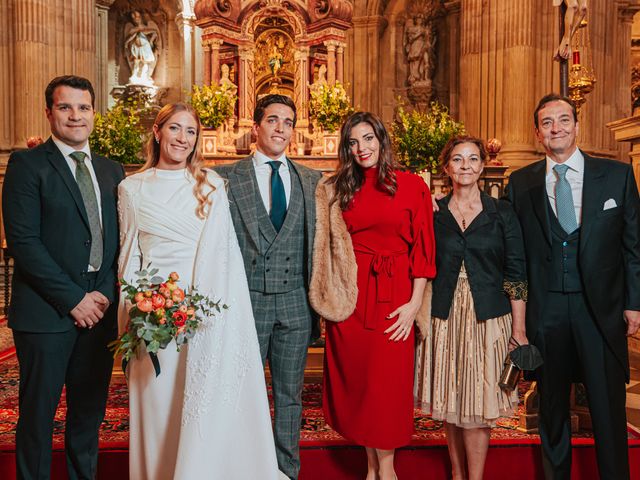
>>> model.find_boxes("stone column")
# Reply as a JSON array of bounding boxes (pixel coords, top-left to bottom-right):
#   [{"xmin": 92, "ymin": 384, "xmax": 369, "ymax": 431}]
[
  {"xmin": 336, "ymin": 43, "xmax": 345, "ymax": 83},
  {"xmin": 0, "ymin": 0, "xmax": 15, "ymax": 155},
  {"xmin": 210, "ymin": 39, "xmax": 223, "ymax": 85},
  {"xmin": 459, "ymin": 0, "xmax": 539, "ymax": 170},
  {"xmin": 175, "ymin": 12, "xmax": 197, "ymax": 100},
  {"xmin": 294, "ymin": 46, "xmax": 310, "ymax": 128},
  {"xmin": 325, "ymin": 40, "xmax": 338, "ymax": 85},
  {"xmin": 95, "ymin": 0, "xmax": 115, "ymax": 113},
  {"xmin": 238, "ymin": 45, "xmax": 255, "ymax": 128},
  {"xmin": 203, "ymin": 42, "xmax": 211, "ymax": 85},
  {"xmin": 350, "ymin": 16, "xmax": 388, "ymax": 113},
  {"xmin": 14, "ymin": 0, "xmax": 50, "ymax": 147}
]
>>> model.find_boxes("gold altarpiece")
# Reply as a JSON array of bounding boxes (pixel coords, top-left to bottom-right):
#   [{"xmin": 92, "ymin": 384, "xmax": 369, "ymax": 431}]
[{"xmin": 194, "ymin": 0, "xmax": 353, "ymax": 158}]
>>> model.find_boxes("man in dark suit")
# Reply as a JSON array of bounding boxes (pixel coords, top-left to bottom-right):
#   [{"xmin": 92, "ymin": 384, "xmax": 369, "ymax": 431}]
[
  {"xmin": 506, "ymin": 93, "xmax": 640, "ymax": 479},
  {"xmin": 2, "ymin": 75, "xmax": 125, "ymax": 480},
  {"xmin": 215, "ymin": 95, "xmax": 322, "ymax": 480}
]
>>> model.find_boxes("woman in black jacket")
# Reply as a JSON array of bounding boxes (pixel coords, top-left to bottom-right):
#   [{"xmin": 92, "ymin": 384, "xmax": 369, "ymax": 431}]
[{"xmin": 415, "ymin": 135, "xmax": 528, "ymax": 480}]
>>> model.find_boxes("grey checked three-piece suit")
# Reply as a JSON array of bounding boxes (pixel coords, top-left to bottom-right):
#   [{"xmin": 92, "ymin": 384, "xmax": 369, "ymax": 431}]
[{"xmin": 215, "ymin": 156, "xmax": 322, "ymax": 480}]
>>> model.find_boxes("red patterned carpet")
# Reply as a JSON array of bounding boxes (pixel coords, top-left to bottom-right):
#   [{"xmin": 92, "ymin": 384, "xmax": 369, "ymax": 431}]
[{"xmin": 0, "ymin": 351, "xmax": 639, "ymax": 479}]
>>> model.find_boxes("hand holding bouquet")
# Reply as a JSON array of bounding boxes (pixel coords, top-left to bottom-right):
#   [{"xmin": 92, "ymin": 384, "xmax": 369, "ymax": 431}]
[{"xmin": 111, "ymin": 266, "xmax": 228, "ymax": 376}]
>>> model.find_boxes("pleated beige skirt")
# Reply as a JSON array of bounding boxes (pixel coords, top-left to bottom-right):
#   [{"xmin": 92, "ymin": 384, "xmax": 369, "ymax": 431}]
[{"xmin": 415, "ymin": 264, "xmax": 518, "ymax": 428}]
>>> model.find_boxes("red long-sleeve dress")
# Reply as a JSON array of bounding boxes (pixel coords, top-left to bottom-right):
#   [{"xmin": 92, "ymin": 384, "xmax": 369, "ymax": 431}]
[{"xmin": 323, "ymin": 167, "xmax": 436, "ymax": 449}]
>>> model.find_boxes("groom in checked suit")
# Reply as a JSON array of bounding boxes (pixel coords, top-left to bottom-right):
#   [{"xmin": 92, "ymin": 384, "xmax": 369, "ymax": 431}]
[
  {"xmin": 215, "ymin": 94, "xmax": 321, "ymax": 480},
  {"xmin": 506, "ymin": 93, "xmax": 640, "ymax": 479},
  {"xmin": 3, "ymin": 76, "xmax": 124, "ymax": 479}
]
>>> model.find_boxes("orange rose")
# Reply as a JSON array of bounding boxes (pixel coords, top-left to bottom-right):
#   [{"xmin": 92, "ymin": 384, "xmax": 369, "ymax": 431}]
[
  {"xmin": 186, "ymin": 308, "xmax": 195, "ymax": 317},
  {"xmin": 169, "ymin": 272, "xmax": 180, "ymax": 282},
  {"xmin": 136, "ymin": 298, "xmax": 153, "ymax": 313},
  {"xmin": 151, "ymin": 294, "xmax": 165, "ymax": 309},
  {"xmin": 134, "ymin": 292, "xmax": 144, "ymax": 303},
  {"xmin": 172, "ymin": 288, "xmax": 185, "ymax": 303},
  {"xmin": 172, "ymin": 311, "xmax": 188, "ymax": 328},
  {"xmin": 165, "ymin": 299, "xmax": 174, "ymax": 308},
  {"xmin": 159, "ymin": 287, "xmax": 171, "ymax": 299}
]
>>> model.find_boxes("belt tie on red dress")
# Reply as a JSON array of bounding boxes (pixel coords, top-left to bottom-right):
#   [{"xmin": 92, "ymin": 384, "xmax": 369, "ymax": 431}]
[{"xmin": 353, "ymin": 244, "xmax": 408, "ymax": 330}]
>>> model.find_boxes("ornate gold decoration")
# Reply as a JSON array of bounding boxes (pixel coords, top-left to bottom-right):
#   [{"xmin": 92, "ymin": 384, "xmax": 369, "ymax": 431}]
[
  {"xmin": 254, "ymin": 30, "xmax": 294, "ymax": 81},
  {"xmin": 567, "ymin": 20, "xmax": 596, "ymax": 113},
  {"xmin": 503, "ymin": 281, "xmax": 528, "ymax": 302}
]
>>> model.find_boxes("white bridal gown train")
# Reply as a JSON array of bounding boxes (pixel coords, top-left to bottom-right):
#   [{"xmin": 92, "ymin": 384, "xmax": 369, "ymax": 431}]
[{"xmin": 118, "ymin": 168, "xmax": 278, "ymax": 479}]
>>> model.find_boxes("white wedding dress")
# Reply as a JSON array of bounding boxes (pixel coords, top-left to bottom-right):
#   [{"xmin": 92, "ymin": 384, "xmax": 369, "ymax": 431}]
[{"xmin": 118, "ymin": 168, "xmax": 278, "ymax": 480}]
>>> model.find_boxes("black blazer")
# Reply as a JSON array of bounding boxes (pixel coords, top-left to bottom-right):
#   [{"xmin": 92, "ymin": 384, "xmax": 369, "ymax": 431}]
[
  {"xmin": 431, "ymin": 192, "xmax": 527, "ymax": 321},
  {"xmin": 505, "ymin": 152, "xmax": 640, "ymax": 380},
  {"xmin": 2, "ymin": 138, "xmax": 125, "ymax": 332}
]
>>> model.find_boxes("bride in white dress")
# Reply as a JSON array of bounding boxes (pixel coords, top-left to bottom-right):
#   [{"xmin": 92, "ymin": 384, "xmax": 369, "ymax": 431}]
[{"xmin": 117, "ymin": 103, "xmax": 278, "ymax": 479}]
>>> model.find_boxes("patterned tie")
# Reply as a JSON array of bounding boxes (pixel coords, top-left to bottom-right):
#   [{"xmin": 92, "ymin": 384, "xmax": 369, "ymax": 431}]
[
  {"xmin": 70, "ymin": 151, "xmax": 103, "ymax": 269},
  {"xmin": 267, "ymin": 161, "xmax": 287, "ymax": 232},
  {"xmin": 553, "ymin": 164, "xmax": 578, "ymax": 234}
]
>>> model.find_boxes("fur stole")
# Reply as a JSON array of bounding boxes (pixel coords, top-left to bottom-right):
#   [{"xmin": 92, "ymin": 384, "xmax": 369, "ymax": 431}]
[{"xmin": 309, "ymin": 178, "xmax": 358, "ymax": 322}]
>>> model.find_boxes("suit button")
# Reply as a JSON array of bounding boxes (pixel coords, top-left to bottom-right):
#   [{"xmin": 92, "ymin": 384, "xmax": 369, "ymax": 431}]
[
  {"xmin": 252, "ymin": 259, "xmax": 257, "ymax": 265},
  {"xmin": 266, "ymin": 268, "xmax": 270, "ymax": 272},
  {"xmin": 546, "ymin": 256, "xmax": 551, "ymax": 262},
  {"xmin": 283, "ymin": 280, "xmax": 288, "ymax": 285},
  {"xmin": 562, "ymin": 241, "xmax": 568, "ymax": 247},
  {"xmin": 84, "ymin": 240, "xmax": 91, "ymax": 247},
  {"xmin": 266, "ymin": 256, "xmax": 270, "ymax": 261},
  {"xmin": 286, "ymin": 257, "xmax": 290, "ymax": 261},
  {"xmin": 285, "ymin": 269, "xmax": 289, "ymax": 273},
  {"xmin": 80, "ymin": 271, "xmax": 87, "ymax": 277}
]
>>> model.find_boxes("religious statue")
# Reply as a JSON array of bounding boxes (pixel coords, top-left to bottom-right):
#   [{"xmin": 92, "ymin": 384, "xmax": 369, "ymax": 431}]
[
  {"xmin": 310, "ymin": 64, "xmax": 328, "ymax": 93},
  {"xmin": 403, "ymin": 12, "xmax": 436, "ymax": 87},
  {"xmin": 269, "ymin": 45, "xmax": 284, "ymax": 77},
  {"xmin": 219, "ymin": 63, "xmax": 238, "ymax": 96},
  {"xmin": 124, "ymin": 10, "xmax": 161, "ymax": 86},
  {"xmin": 553, "ymin": 0, "xmax": 588, "ymax": 60}
]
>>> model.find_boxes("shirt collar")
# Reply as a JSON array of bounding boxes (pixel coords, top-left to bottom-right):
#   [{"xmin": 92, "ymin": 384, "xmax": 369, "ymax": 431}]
[
  {"xmin": 51, "ymin": 135, "xmax": 92, "ymax": 161},
  {"xmin": 545, "ymin": 147, "xmax": 583, "ymax": 176},
  {"xmin": 253, "ymin": 150, "xmax": 287, "ymax": 169}
]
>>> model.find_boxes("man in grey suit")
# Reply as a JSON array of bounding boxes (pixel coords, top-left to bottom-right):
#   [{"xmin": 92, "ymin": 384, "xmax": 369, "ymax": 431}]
[{"xmin": 215, "ymin": 94, "xmax": 322, "ymax": 480}]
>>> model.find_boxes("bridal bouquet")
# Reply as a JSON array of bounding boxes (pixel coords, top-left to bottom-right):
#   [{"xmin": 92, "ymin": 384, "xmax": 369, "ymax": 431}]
[{"xmin": 110, "ymin": 266, "xmax": 228, "ymax": 376}]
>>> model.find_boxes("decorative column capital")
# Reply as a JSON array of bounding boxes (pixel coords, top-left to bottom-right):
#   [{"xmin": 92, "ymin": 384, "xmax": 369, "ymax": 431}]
[
  {"xmin": 95, "ymin": 0, "xmax": 116, "ymax": 8},
  {"xmin": 210, "ymin": 38, "xmax": 224, "ymax": 49},
  {"xmin": 324, "ymin": 40, "xmax": 341, "ymax": 51},
  {"xmin": 239, "ymin": 45, "xmax": 255, "ymax": 61},
  {"xmin": 175, "ymin": 13, "xmax": 196, "ymax": 30},
  {"xmin": 294, "ymin": 46, "xmax": 310, "ymax": 60}
]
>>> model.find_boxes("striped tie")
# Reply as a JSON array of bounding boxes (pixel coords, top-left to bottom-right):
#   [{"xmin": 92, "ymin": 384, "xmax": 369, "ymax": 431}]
[{"xmin": 553, "ymin": 164, "xmax": 578, "ymax": 234}]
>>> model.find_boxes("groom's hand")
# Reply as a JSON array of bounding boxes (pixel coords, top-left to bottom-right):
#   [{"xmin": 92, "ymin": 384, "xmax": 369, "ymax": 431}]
[
  {"xmin": 70, "ymin": 293, "xmax": 105, "ymax": 328},
  {"xmin": 625, "ymin": 310, "xmax": 640, "ymax": 336}
]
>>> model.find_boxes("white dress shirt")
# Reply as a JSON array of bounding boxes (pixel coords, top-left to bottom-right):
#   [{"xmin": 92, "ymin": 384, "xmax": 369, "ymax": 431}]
[
  {"xmin": 52, "ymin": 136, "xmax": 103, "ymax": 271},
  {"xmin": 252, "ymin": 150, "xmax": 291, "ymax": 213},
  {"xmin": 545, "ymin": 148, "xmax": 584, "ymax": 227}
]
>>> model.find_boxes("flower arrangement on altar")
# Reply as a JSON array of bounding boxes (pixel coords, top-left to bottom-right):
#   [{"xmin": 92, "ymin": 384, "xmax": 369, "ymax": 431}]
[
  {"xmin": 309, "ymin": 81, "xmax": 355, "ymax": 133},
  {"xmin": 110, "ymin": 267, "xmax": 228, "ymax": 376},
  {"xmin": 392, "ymin": 100, "xmax": 465, "ymax": 174},
  {"xmin": 89, "ymin": 97, "xmax": 149, "ymax": 164},
  {"xmin": 189, "ymin": 82, "xmax": 237, "ymax": 129}
]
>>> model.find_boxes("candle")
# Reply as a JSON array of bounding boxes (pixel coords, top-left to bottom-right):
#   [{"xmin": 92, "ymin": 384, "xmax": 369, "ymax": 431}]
[{"xmin": 572, "ymin": 50, "xmax": 581, "ymax": 65}]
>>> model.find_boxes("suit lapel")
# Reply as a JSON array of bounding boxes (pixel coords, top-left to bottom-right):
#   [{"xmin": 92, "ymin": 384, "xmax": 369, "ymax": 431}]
[
  {"xmin": 435, "ymin": 195, "xmax": 462, "ymax": 234},
  {"xmin": 580, "ymin": 153, "xmax": 606, "ymax": 252},
  {"xmin": 463, "ymin": 192, "xmax": 496, "ymax": 235},
  {"xmin": 527, "ymin": 160, "xmax": 552, "ymax": 246},
  {"xmin": 45, "ymin": 139, "xmax": 91, "ymax": 232},
  {"xmin": 228, "ymin": 158, "xmax": 261, "ymax": 248}
]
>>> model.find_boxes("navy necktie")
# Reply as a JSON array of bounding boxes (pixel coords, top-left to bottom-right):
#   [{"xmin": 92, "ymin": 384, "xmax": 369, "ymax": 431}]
[
  {"xmin": 554, "ymin": 163, "xmax": 578, "ymax": 234},
  {"xmin": 267, "ymin": 161, "xmax": 286, "ymax": 231}
]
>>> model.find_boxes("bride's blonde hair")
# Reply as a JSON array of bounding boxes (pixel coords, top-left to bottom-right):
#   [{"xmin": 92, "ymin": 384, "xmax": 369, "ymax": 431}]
[{"xmin": 141, "ymin": 102, "xmax": 214, "ymax": 218}]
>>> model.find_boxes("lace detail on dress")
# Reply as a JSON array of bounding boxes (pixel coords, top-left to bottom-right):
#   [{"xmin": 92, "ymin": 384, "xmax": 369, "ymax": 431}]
[{"xmin": 503, "ymin": 280, "xmax": 528, "ymax": 302}]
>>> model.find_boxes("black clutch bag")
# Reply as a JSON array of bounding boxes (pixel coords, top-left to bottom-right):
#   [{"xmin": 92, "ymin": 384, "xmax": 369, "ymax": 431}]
[{"xmin": 498, "ymin": 340, "xmax": 543, "ymax": 392}]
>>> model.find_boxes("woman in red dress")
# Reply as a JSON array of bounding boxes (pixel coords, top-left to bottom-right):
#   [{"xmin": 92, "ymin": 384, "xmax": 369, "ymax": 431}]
[{"xmin": 322, "ymin": 112, "xmax": 436, "ymax": 480}]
